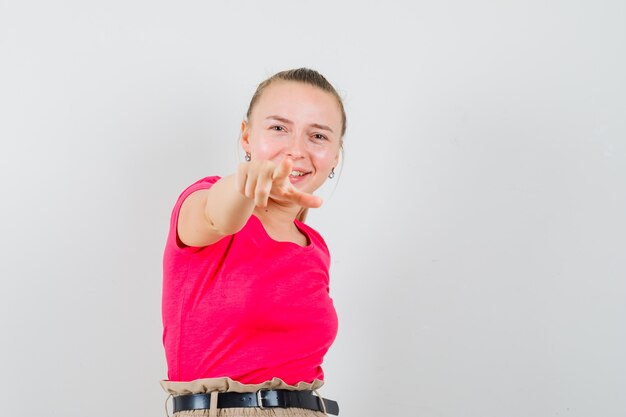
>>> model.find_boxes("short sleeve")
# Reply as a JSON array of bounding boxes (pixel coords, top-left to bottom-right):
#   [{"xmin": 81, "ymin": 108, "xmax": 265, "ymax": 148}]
[{"xmin": 167, "ymin": 176, "xmax": 221, "ymax": 250}]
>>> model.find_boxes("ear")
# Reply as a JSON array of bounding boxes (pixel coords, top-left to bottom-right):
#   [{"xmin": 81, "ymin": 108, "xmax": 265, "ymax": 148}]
[
  {"xmin": 241, "ymin": 120, "xmax": 251, "ymax": 153},
  {"xmin": 333, "ymin": 145, "xmax": 341, "ymax": 166}
]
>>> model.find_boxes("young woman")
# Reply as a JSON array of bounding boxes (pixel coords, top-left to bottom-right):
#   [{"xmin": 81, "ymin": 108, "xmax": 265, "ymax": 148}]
[{"xmin": 161, "ymin": 68, "xmax": 346, "ymax": 417}]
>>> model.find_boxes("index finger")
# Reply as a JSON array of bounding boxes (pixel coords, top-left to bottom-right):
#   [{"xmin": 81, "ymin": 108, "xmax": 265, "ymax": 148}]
[{"xmin": 272, "ymin": 158, "xmax": 293, "ymax": 182}]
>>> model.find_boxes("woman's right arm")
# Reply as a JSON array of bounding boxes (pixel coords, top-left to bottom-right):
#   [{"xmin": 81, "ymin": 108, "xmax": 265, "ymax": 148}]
[
  {"xmin": 177, "ymin": 174, "xmax": 255, "ymax": 247},
  {"xmin": 177, "ymin": 159, "xmax": 322, "ymax": 247}
]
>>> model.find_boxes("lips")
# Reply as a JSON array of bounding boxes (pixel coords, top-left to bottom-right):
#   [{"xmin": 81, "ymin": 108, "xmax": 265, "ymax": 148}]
[
  {"xmin": 289, "ymin": 169, "xmax": 312, "ymax": 178},
  {"xmin": 288, "ymin": 169, "xmax": 312, "ymax": 184}
]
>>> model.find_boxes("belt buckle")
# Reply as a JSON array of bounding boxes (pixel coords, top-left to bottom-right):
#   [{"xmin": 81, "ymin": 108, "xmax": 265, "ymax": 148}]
[{"xmin": 256, "ymin": 389, "xmax": 267, "ymax": 409}]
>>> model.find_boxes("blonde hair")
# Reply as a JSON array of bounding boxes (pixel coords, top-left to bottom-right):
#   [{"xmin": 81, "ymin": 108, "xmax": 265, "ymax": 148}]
[{"xmin": 246, "ymin": 68, "xmax": 347, "ymax": 223}]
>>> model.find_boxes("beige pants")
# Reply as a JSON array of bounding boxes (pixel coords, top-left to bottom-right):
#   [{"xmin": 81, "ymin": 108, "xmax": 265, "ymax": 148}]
[{"xmin": 161, "ymin": 377, "xmax": 329, "ymax": 417}]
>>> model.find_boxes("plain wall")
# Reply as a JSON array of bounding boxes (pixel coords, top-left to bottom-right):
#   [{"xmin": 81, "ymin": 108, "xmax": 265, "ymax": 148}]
[{"xmin": 1, "ymin": 1, "xmax": 625, "ymax": 416}]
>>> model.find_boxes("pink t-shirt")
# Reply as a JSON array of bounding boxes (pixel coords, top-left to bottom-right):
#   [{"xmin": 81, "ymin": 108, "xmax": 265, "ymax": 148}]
[{"xmin": 162, "ymin": 176, "xmax": 339, "ymax": 384}]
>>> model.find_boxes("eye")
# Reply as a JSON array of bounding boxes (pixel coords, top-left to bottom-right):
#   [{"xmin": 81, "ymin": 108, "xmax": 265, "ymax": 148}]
[
  {"xmin": 313, "ymin": 133, "xmax": 328, "ymax": 141},
  {"xmin": 270, "ymin": 125, "xmax": 286, "ymax": 132}
]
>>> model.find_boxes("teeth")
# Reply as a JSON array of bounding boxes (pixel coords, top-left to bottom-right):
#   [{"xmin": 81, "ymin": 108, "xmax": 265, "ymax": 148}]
[{"xmin": 290, "ymin": 170, "xmax": 305, "ymax": 177}]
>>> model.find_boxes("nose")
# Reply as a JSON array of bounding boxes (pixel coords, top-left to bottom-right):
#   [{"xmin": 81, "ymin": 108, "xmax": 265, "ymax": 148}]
[{"xmin": 285, "ymin": 135, "xmax": 306, "ymax": 159}]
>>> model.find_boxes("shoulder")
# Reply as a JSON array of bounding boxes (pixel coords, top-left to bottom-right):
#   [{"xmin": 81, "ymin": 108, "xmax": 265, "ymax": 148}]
[
  {"xmin": 296, "ymin": 220, "xmax": 330, "ymax": 255},
  {"xmin": 176, "ymin": 176, "xmax": 222, "ymax": 201},
  {"xmin": 165, "ymin": 176, "xmax": 223, "ymax": 250}
]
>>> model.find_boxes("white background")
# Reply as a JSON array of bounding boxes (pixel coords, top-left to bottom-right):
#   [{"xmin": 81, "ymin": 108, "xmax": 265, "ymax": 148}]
[{"xmin": 1, "ymin": 1, "xmax": 625, "ymax": 416}]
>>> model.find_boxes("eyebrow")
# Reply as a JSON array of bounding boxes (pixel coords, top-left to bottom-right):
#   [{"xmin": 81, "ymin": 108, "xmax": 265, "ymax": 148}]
[{"xmin": 265, "ymin": 115, "xmax": 334, "ymax": 134}]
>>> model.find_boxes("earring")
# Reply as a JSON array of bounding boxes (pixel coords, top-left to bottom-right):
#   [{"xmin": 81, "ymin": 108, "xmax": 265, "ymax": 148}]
[
  {"xmin": 245, "ymin": 152, "xmax": 251, "ymax": 162},
  {"xmin": 328, "ymin": 168, "xmax": 335, "ymax": 179}
]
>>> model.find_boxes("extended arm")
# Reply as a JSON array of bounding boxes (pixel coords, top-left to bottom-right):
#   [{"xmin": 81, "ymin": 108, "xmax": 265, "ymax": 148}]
[{"xmin": 177, "ymin": 158, "xmax": 322, "ymax": 247}]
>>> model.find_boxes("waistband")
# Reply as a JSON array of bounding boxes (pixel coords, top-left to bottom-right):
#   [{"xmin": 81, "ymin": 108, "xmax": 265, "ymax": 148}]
[
  {"xmin": 161, "ymin": 377, "xmax": 325, "ymax": 396},
  {"xmin": 161, "ymin": 377, "xmax": 330, "ymax": 417}
]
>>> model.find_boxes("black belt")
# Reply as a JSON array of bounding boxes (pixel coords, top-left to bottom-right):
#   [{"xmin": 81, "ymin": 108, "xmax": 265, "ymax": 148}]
[{"xmin": 172, "ymin": 389, "xmax": 339, "ymax": 415}]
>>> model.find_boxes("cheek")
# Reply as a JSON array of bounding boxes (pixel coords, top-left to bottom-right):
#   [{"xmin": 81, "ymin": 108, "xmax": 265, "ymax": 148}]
[
  {"xmin": 251, "ymin": 134, "xmax": 281, "ymax": 156},
  {"xmin": 309, "ymin": 147, "xmax": 339, "ymax": 167}
]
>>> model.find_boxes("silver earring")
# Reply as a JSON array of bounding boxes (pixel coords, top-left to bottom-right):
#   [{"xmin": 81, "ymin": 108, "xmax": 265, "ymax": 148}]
[
  {"xmin": 245, "ymin": 152, "xmax": 251, "ymax": 162},
  {"xmin": 328, "ymin": 168, "xmax": 335, "ymax": 179}
]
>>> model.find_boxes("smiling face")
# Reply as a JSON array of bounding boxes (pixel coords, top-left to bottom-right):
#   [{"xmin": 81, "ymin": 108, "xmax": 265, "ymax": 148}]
[{"xmin": 241, "ymin": 80, "xmax": 343, "ymax": 194}]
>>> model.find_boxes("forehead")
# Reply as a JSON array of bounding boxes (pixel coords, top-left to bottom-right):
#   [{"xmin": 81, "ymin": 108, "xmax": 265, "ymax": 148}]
[{"xmin": 251, "ymin": 81, "xmax": 342, "ymax": 131}]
